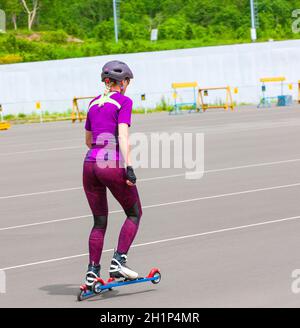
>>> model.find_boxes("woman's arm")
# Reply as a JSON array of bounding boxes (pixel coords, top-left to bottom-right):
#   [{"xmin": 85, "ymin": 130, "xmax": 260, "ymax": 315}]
[
  {"xmin": 118, "ymin": 123, "xmax": 136, "ymax": 186},
  {"xmin": 118, "ymin": 123, "xmax": 132, "ymax": 167},
  {"xmin": 85, "ymin": 130, "xmax": 92, "ymax": 149}
]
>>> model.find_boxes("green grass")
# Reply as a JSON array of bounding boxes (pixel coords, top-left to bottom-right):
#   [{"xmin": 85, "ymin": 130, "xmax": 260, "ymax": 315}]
[
  {"xmin": 3, "ymin": 100, "xmax": 174, "ymax": 124},
  {"xmin": 1, "ymin": 30, "xmax": 299, "ymax": 64},
  {"xmin": 3, "ymin": 109, "xmax": 73, "ymax": 124}
]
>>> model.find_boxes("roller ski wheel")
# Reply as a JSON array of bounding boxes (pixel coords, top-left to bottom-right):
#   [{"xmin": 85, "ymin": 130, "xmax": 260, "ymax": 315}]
[
  {"xmin": 92, "ymin": 278, "xmax": 105, "ymax": 294},
  {"xmin": 77, "ymin": 284, "xmax": 89, "ymax": 302},
  {"xmin": 77, "ymin": 277, "xmax": 106, "ymax": 301},
  {"xmin": 150, "ymin": 270, "xmax": 161, "ymax": 285}
]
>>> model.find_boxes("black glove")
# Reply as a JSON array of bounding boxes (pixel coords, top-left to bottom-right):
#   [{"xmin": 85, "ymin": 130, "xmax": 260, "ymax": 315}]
[{"xmin": 126, "ymin": 166, "xmax": 136, "ymax": 184}]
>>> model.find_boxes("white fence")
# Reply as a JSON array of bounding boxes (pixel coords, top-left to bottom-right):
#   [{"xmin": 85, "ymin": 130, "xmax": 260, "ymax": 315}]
[{"xmin": 0, "ymin": 39, "xmax": 299, "ymax": 115}]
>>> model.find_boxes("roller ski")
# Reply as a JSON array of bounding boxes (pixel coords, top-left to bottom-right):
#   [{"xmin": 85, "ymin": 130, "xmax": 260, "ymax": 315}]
[{"xmin": 77, "ymin": 252, "xmax": 161, "ymax": 302}]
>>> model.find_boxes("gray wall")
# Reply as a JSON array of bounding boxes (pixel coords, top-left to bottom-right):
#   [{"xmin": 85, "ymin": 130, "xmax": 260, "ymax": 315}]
[{"xmin": 0, "ymin": 39, "xmax": 299, "ymax": 115}]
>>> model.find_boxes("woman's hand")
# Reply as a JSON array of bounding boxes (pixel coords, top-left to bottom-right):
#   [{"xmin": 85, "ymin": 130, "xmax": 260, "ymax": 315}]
[
  {"xmin": 118, "ymin": 123, "xmax": 134, "ymax": 182},
  {"xmin": 118, "ymin": 124, "xmax": 136, "ymax": 186},
  {"xmin": 126, "ymin": 166, "xmax": 136, "ymax": 186}
]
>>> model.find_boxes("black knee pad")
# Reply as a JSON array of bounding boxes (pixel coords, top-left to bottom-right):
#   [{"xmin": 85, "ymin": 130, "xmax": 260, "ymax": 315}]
[
  {"xmin": 125, "ymin": 202, "xmax": 141, "ymax": 225},
  {"xmin": 93, "ymin": 215, "xmax": 107, "ymax": 229}
]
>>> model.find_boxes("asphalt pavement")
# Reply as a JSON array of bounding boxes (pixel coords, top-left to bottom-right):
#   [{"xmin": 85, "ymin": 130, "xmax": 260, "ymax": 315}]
[{"xmin": 0, "ymin": 106, "xmax": 300, "ymax": 307}]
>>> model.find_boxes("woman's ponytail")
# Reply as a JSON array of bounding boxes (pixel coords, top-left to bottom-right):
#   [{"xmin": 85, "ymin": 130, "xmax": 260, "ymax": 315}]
[{"xmin": 103, "ymin": 80, "xmax": 113, "ymax": 96}]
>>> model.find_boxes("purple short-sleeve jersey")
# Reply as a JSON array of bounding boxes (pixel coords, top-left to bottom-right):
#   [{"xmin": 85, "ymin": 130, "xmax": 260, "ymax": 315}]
[{"xmin": 84, "ymin": 92, "xmax": 133, "ymax": 162}]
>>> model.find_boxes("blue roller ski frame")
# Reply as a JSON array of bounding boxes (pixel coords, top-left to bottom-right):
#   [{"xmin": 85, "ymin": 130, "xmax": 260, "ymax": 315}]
[{"xmin": 77, "ymin": 268, "xmax": 161, "ymax": 301}]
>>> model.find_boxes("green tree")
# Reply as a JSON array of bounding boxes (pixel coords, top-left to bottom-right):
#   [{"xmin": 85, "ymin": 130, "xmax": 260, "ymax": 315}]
[
  {"xmin": 185, "ymin": 24, "xmax": 194, "ymax": 40},
  {"xmin": 94, "ymin": 19, "xmax": 114, "ymax": 41},
  {"xmin": 1, "ymin": 0, "xmax": 300, "ymax": 63},
  {"xmin": 0, "ymin": 0, "xmax": 22, "ymax": 30},
  {"xmin": 20, "ymin": 0, "xmax": 39, "ymax": 30},
  {"xmin": 159, "ymin": 16, "xmax": 187, "ymax": 40}
]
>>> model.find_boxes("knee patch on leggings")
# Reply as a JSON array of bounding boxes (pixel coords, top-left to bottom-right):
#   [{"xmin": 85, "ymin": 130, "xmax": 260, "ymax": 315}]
[
  {"xmin": 93, "ymin": 215, "xmax": 108, "ymax": 229},
  {"xmin": 125, "ymin": 202, "xmax": 141, "ymax": 225}
]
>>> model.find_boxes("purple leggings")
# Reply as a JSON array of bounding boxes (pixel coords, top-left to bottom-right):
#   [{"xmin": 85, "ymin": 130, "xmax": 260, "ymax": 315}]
[{"xmin": 83, "ymin": 161, "xmax": 142, "ymax": 266}]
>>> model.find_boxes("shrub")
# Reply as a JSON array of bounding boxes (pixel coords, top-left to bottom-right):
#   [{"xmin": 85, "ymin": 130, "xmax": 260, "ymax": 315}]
[
  {"xmin": 4, "ymin": 114, "xmax": 17, "ymax": 121},
  {"xmin": 119, "ymin": 19, "xmax": 148, "ymax": 40},
  {"xmin": 3, "ymin": 34, "xmax": 18, "ymax": 52},
  {"xmin": 16, "ymin": 38, "xmax": 37, "ymax": 52},
  {"xmin": 94, "ymin": 20, "xmax": 115, "ymax": 41},
  {"xmin": 156, "ymin": 96, "xmax": 173, "ymax": 111},
  {"xmin": 41, "ymin": 30, "xmax": 68, "ymax": 43},
  {"xmin": 0, "ymin": 54, "xmax": 23, "ymax": 64},
  {"xmin": 158, "ymin": 17, "xmax": 186, "ymax": 40}
]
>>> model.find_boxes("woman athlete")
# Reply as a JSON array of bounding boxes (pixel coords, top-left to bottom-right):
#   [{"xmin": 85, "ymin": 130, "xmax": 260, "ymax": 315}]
[{"xmin": 82, "ymin": 60, "xmax": 142, "ymax": 287}]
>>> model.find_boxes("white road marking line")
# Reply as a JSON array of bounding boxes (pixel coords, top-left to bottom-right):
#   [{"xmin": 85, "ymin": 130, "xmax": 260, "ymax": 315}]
[
  {"xmin": 1, "ymin": 157, "xmax": 300, "ymax": 200},
  {"xmin": 137, "ymin": 182, "xmax": 300, "ymax": 210},
  {"xmin": 0, "ymin": 187, "xmax": 83, "ymax": 200},
  {"xmin": 0, "ymin": 112, "xmax": 274, "ymax": 148},
  {"xmin": 0, "ymin": 145, "xmax": 84, "ymax": 156},
  {"xmin": 0, "ymin": 214, "xmax": 91, "ymax": 231},
  {"xmin": 0, "ymin": 138, "xmax": 83, "ymax": 149},
  {"xmin": 1, "ymin": 214, "xmax": 300, "ymax": 271},
  {"xmin": 0, "ymin": 212, "xmax": 117, "ymax": 231},
  {"xmin": 1, "ymin": 119, "xmax": 299, "ymax": 156},
  {"xmin": 1, "ymin": 181, "xmax": 300, "ymax": 232}
]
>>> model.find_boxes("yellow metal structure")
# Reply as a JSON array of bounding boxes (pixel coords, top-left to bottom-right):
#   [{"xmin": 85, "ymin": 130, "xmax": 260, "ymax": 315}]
[
  {"xmin": 170, "ymin": 82, "xmax": 199, "ymax": 115},
  {"xmin": 260, "ymin": 77, "xmax": 286, "ymax": 83},
  {"xmin": 171, "ymin": 82, "xmax": 198, "ymax": 89},
  {"xmin": 0, "ymin": 104, "xmax": 11, "ymax": 130},
  {"xmin": 198, "ymin": 86, "xmax": 234, "ymax": 112},
  {"xmin": 36, "ymin": 101, "xmax": 41, "ymax": 110},
  {"xmin": 0, "ymin": 122, "xmax": 10, "ymax": 130},
  {"xmin": 258, "ymin": 76, "xmax": 289, "ymax": 108},
  {"xmin": 71, "ymin": 96, "xmax": 92, "ymax": 123}
]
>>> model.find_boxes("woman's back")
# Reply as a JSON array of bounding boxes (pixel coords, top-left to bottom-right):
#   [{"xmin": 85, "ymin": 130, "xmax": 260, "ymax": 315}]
[{"xmin": 85, "ymin": 92, "xmax": 133, "ymax": 162}]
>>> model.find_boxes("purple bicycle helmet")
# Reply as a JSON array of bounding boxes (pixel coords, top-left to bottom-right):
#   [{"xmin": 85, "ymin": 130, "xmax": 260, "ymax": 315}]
[{"xmin": 101, "ymin": 60, "xmax": 134, "ymax": 82}]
